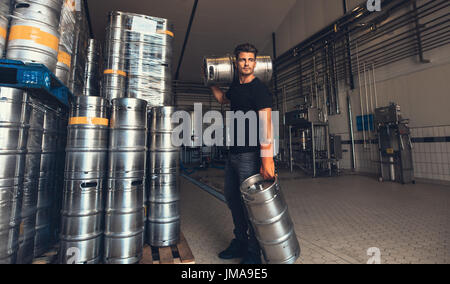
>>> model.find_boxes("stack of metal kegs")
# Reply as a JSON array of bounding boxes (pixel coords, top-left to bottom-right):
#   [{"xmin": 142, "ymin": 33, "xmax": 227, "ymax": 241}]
[
  {"xmin": 16, "ymin": 97, "xmax": 44, "ymax": 264},
  {"xmin": 104, "ymin": 98, "xmax": 147, "ymax": 264},
  {"xmin": 147, "ymin": 106, "xmax": 180, "ymax": 247},
  {"xmin": 102, "ymin": 11, "xmax": 127, "ymax": 101},
  {"xmin": 123, "ymin": 13, "xmax": 174, "ymax": 107},
  {"xmin": 34, "ymin": 103, "xmax": 59, "ymax": 258},
  {"xmin": 0, "ymin": 87, "xmax": 31, "ymax": 264},
  {"xmin": 59, "ymin": 96, "xmax": 109, "ymax": 264},
  {"xmin": 7, "ymin": 0, "xmax": 64, "ymax": 72},
  {"xmin": 55, "ymin": 0, "xmax": 76, "ymax": 85},
  {"xmin": 102, "ymin": 11, "xmax": 174, "ymax": 107},
  {"xmin": 83, "ymin": 39, "xmax": 101, "ymax": 96},
  {"xmin": 0, "ymin": 0, "xmax": 9, "ymax": 57}
]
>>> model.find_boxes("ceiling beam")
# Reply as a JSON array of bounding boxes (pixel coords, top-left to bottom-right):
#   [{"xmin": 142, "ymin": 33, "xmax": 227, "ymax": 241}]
[{"xmin": 175, "ymin": 0, "xmax": 199, "ymax": 81}]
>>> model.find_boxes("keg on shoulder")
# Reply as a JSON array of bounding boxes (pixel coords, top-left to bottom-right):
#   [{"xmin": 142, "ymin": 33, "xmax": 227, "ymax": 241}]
[
  {"xmin": 240, "ymin": 174, "xmax": 300, "ymax": 264},
  {"xmin": 203, "ymin": 55, "xmax": 273, "ymax": 86}
]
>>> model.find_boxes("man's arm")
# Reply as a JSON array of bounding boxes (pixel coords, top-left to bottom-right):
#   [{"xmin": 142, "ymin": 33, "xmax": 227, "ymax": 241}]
[
  {"xmin": 259, "ymin": 108, "xmax": 275, "ymax": 180},
  {"xmin": 210, "ymin": 86, "xmax": 230, "ymax": 105}
]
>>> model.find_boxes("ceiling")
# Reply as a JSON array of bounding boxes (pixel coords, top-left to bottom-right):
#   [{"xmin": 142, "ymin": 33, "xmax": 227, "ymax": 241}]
[{"xmin": 87, "ymin": 0, "xmax": 297, "ymax": 83}]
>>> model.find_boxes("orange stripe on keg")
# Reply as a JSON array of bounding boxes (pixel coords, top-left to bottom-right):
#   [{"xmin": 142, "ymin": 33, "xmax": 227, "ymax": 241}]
[
  {"xmin": 0, "ymin": 27, "xmax": 6, "ymax": 39},
  {"xmin": 8, "ymin": 25, "xmax": 59, "ymax": 52},
  {"xmin": 156, "ymin": 30, "xmax": 174, "ymax": 37},
  {"xmin": 104, "ymin": 69, "xmax": 127, "ymax": 77},
  {"xmin": 69, "ymin": 117, "xmax": 109, "ymax": 126},
  {"xmin": 58, "ymin": 50, "xmax": 72, "ymax": 67}
]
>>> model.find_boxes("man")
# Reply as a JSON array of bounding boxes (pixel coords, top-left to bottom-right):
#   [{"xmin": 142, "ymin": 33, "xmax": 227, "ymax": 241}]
[{"xmin": 210, "ymin": 43, "xmax": 275, "ymax": 264}]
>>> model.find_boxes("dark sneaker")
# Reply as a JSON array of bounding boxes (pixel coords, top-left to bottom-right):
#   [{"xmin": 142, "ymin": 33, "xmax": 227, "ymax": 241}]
[
  {"xmin": 239, "ymin": 253, "xmax": 262, "ymax": 264},
  {"xmin": 218, "ymin": 239, "xmax": 247, "ymax": 259}
]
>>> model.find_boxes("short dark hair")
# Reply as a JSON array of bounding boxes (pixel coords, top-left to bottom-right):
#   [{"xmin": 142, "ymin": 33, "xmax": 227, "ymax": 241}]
[{"xmin": 234, "ymin": 43, "xmax": 258, "ymax": 60}]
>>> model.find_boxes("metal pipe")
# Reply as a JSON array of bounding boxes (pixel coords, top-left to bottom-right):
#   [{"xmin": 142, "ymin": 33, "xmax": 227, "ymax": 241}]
[
  {"xmin": 355, "ymin": 42, "xmax": 366, "ymax": 150},
  {"xmin": 363, "ymin": 62, "xmax": 370, "ymax": 149},
  {"xmin": 347, "ymin": 93, "xmax": 356, "ymax": 170},
  {"xmin": 372, "ymin": 63, "xmax": 379, "ymax": 108}
]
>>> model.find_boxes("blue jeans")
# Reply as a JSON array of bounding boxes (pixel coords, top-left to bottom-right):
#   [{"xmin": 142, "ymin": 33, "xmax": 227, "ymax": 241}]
[{"xmin": 224, "ymin": 151, "xmax": 261, "ymax": 255}]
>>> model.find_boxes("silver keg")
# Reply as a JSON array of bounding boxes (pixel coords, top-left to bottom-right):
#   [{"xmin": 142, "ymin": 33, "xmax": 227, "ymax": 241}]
[
  {"xmin": 17, "ymin": 98, "xmax": 45, "ymax": 264},
  {"xmin": 59, "ymin": 96, "xmax": 109, "ymax": 264},
  {"xmin": 102, "ymin": 12, "xmax": 127, "ymax": 100},
  {"xmin": 203, "ymin": 55, "xmax": 273, "ymax": 86},
  {"xmin": 51, "ymin": 107, "xmax": 67, "ymax": 244},
  {"xmin": 34, "ymin": 105, "xmax": 59, "ymax": 257},
  {"xmin": 83, "ymin": 39, "xmax": 101, "ymax": 96},
  {"xmin": 147, "ymin": 106, "xmax": 180, "ymax": 247},
  {"xmin": 108, "ymin": 98, "xmax": 147, "ymax": 179},
  {"xmin": 55, "ymin": 0, "xmax": 76, "ymax": 84},
  {"xmin": 68, "ymin": 7, "xmax": 89, "ymax": 95},
  {"xmin": 55, "ymin": 45, "xmax": 71, "ymax": 85},
  {"xmin": 104, "ymin": 178, "xmax": 145, "ymax": 264},
  {"xmin": 0, "ymin": 87, "xmax": 31, "ymax": 264},
  {"xmin": 59, "ymin": 179, "xmax": 104, "ymax": 264},
  {"xmin": 0, "ymin": 14, "xmax": 7, "ymax": 57},
  {"xmin": 7, "ymin": 0, "xmax": 63, "ymax": 72},
  {"xmin": 13, "ymin": 0, "xmax": 63, "ymax": 28},
  {"xmin": 64, "ymin": 97, "xmax": 109, "ymax": 180},
  {"xmin": 240, "ymin": 174, "xmax": 300, "ymax": 264},
  {"xmin": 105, "ymin": 97, "xmax": 147, "ymax": 264}
]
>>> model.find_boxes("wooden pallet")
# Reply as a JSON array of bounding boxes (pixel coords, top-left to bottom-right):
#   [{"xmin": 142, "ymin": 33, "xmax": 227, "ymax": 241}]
[
  {"xmin": 140, "ymin": 232, "xmax": 195, "ymax": 264},
  {"xmin": 32, "ymin": 247, "xmax": 58, "ymax": 264}
]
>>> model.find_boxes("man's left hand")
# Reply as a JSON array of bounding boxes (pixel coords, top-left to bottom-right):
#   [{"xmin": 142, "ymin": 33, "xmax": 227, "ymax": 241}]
[{"xmin": 260, "ymin": 157, "xmax": 275, "ymax": 180}]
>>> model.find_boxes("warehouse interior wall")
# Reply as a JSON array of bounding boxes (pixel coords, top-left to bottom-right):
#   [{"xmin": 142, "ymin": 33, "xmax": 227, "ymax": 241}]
[{"xmin": 267, "ymin": 0, "xmax": 450, "ymax": 183}]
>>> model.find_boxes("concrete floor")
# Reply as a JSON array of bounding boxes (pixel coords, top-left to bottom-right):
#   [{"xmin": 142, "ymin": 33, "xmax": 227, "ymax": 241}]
[{"xmin": 180, "ymin": 168, "xmax": 450, "ymax": 264}]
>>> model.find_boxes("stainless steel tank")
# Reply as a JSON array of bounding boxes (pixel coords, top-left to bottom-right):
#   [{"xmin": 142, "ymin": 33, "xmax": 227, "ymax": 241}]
[
  {"xmin": 7, "ymin": 0, "xmax": 63, "ymax": 72},
  {"xmin": 59, "ymin": 96, "xmax": 109, "ymax": 264},
  {"xmin": 17, "ymin": 98, "xmax": 45, "ymax": 264},
  {"xmin": 147, "ymin": 106, "xmax": 180, "ymax": 247},
  {"xmin": 0, "ymin": 87, "xmax": 31, "ymax": 264},
  {"xmin": 55, "ymin": 0, "xmax": 76, "ymax": 84},
  {"xmin": 105, "ymin": 98, "xmax": 147, "ymax": 264},
  {"xmin": 203, "ymin": 55, "xmax": 273, "ymax": 86},
  {"xmin": 240, "ymin": 174, "xmax": 300, "ymax": 264},
  {"xmin": 34, "ymin": 105, "xmax": 58, "ymax": 257}
]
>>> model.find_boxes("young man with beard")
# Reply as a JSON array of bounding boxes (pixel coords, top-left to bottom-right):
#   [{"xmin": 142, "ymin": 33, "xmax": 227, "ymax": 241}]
[{"xmin": 209, "ymin": 43, "xmax": 275, "ymax": 264}]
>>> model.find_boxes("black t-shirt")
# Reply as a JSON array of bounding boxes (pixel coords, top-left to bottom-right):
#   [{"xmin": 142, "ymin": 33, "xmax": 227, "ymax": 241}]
[{"xmin": 225, "ymin": 77, "xmax": 273, "ymax": 154}]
